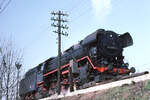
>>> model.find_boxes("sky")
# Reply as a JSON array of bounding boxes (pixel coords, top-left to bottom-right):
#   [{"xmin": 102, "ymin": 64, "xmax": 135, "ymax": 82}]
[{"xmin": 0, "ymin": 0, "xmax": 150, "ymax": 72}]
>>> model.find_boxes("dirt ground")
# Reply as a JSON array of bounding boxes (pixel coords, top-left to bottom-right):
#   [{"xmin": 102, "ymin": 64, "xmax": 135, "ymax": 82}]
[{"xmin": 59, "ymin": 80, "xmax": 150, "ymax": 100}]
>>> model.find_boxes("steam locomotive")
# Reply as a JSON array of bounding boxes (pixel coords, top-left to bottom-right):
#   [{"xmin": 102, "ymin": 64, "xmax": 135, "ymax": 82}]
[{"xmin": 19, "ymin": 29, "xmax": 135, "ymax": 100}]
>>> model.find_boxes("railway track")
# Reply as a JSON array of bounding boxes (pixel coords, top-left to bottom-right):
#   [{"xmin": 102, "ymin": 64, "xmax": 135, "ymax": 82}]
[{"xmin": 40, "ymin": 71, "xmax": 150, "ymax": 100}]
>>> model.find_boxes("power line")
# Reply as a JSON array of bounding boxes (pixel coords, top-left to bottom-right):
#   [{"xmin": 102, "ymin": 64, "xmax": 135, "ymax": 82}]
[
  {"xmin": 67, "ymin": 0, "xmax": 88, "ymax": 15},
  {"xmin": 60, "ymin": 0, "xmax": 90, "ymax": 24},
  {"xmin": 68, "ymin": 0, "xmax": 90, "ymax": 22},
  {"xmin": 0, "ymin": 0, "xmax": 12, "ymax": 14},
  {"xmin": 0, "ymin": 0, "xmax": 5, "ymax": 9},
  {"xmin": 23, "ymin": 26, "xmax": 49, "ymax": 51},
  {"xmin": 63, "ymin": 0, "xmax": 92, "ymax": 25},
  {"xmin": 68, "ymin": 6, "xmax": 92, "ymax": 25}
]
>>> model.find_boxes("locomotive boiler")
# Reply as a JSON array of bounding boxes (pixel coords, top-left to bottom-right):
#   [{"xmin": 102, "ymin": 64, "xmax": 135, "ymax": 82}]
[{"xmin": 19, "ymin": 29, "xmax": 135, "ymax": 100}]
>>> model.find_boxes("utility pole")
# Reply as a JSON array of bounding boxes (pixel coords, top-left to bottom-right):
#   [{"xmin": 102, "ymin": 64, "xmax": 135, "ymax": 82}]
[
  {"xmin": 15, "ymin": 63, "xmax": 22, "ymax": 100},
  {"xmin": 51, "ymin": 11, "xmax": 68, "ymax": 94}
]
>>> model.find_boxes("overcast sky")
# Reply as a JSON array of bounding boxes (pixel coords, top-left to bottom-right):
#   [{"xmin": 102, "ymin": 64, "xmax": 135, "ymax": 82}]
[{"xmin": 0, "ymin": 0, "xmax": 150, "ymax": 72}]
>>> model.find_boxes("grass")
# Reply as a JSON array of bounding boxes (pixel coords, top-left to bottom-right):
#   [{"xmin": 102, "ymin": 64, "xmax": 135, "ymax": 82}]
[
  {"xmin": 100, "ymin": 80, "xmax": 150, "ymax": 100},
  {"xmin": 61, "ymin": 80, "xmax": 150, "ymax": 100}
]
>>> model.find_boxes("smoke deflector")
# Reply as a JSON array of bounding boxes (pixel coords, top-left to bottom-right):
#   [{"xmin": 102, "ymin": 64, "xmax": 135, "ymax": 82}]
[{"xmin": 119, "ymin": 32, "xmax": 133, "ymax": 48}]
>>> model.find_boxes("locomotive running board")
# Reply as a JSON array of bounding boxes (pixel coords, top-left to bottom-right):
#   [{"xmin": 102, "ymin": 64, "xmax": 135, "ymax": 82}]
[
  {"xmin": 39, "ymin": 56, "xmax": 131, "ymax": 87},
  {"xmin": 43, "ymin": 56, "xmax": 96, "ymax": 77},
  {"xmin": 43, "ymin": 56, "xmax": 130, "ymax": 77},
  {"xmin": 40, "ymin": 71, "xmax": 150, "ymax": 100}
]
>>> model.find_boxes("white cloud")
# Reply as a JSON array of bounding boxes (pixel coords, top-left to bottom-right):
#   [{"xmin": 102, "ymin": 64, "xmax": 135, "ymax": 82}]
[{"xmin": 91, "ymin": 0, "xmax": 112, "ymax": 20}]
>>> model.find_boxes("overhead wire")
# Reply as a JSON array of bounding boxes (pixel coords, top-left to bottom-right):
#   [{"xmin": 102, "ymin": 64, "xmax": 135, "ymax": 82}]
[
  {"xmin": 67, "ymin": 0, "xmax": 88, "ymax": 15},
  {"xmin": 58, "ymin": 0, "xmax": 91, "ymax": 25},
  {"xmin": 68, "ymin": 0, "xmax": 91, "ymax": 23},
  {"xmin": 0, "ymin": 0, "xmax": 5, "ymax": 9},
  {"xmin": 65, "ymin": 0, "xmax": 93, "ymax": 36},
  {"xmin": 47, "ymin": 0, "xmax": 89, "ymax": 51},
  {"xmin": 70, "ymin": 6, "xmax": 92, "ymax": 24},
  {"xmin": 0, "ymin": 0, "xmax": 12, "ymax": 14},
  {"xmin": 23, "ymin": 25, "xmax": 50, "ymax": 51},
  {"xmin": 22, "ymin": 0, "xmax": 75, "ymax": 51},
  {"xmin": 24, "ymin": 0, "xmax": 93, "ymax": 52},
  {"xmin": 61, "ymin": 0, "xmax": 93, "ymax": 50}
]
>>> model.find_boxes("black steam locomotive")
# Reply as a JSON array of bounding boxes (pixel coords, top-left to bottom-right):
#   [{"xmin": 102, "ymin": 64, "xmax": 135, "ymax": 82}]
[{"xmin": 19, "ymin": 29, "xmax": 135, "ymax": 100}]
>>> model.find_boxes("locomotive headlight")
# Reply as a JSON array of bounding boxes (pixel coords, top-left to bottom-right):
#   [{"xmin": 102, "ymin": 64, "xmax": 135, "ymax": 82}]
[{"xmin": 110, "ymin": 34, "xmax": 113, "ymax": 38}]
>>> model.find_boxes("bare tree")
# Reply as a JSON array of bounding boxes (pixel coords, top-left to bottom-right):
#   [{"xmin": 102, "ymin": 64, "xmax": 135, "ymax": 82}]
[
  {"xmin": 0, "ymin": 38, "xmax": 23, "ymax": 100},
  {"xmin": 0, "ymin": 47, "xmax": 3, "ymax": 100}
]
